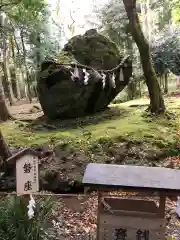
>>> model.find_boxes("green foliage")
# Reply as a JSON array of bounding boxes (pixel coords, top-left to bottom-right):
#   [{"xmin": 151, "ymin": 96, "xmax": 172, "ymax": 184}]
[
  {"xmin": 168, "ymin": 131, "xmax": 180, "ymax": 156},
  {"xmin": 171, "ymin": 0, "xmax": 180, "ymax": 23},
  {"xmin": 3, "ymin": 0, "xmax": 61, "ymax": 76},
  {"xmin": 0, "ymin": 195, "xmax": 53, "ymax": 240},
  {"xmin": 95, "ymin": 0, "xmax": 129, "ymax": 50},
  {"xmin": 151, "ymin": 27, "xmax": 180, "ymax": 75},
  {"xmin": 94, "ymin": 0, "xmax": 142, "ymax": 80},
  {"xmin": 6, "ymin": 0, "xmax": 47, "ymax": 27},
  {"xmin": 11, "ymin": 0, "xmax": 49, "ymax": 61}
]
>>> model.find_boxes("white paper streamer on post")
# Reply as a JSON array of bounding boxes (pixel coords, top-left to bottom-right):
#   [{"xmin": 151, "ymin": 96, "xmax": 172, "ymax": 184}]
[
  {"xmin": 101, "ymin": 73, "xmax": 106, "ymax": 88},
  {"xmin": 119, "ymin": 68, "xmax": 124, "ymax": 81},
  {"xmin": 70, "ymin": 65, "xmax": 79, "ymax": 81},
  {"xmin": 83, "ymin": 68, "xmax": 90, "ymax": 85},
  {"xmin": 27, "ymin": 195, "xmax": 36, "ymax": 219},
  {"xmin": 110, "ymin": 73, "xmax": 116, "ymax": 88},
  {"xmin": 176, "ymin": 196, "xmax": 180, "ymax": 217}
]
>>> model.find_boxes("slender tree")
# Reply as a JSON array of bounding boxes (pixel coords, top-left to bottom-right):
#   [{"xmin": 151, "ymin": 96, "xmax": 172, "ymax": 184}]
[
  {"xmin": 122, "ymin": 0, "xmax": 165, "ymax": 113},
  {"xmin": 0, "ymin": 130, "xmax": 11, "ymax": 163},
  {"xmin": 164, "ymin": 70, "xmax": 169, "ymax": 94},
  {"xmin": 2, "ymin": 38, "xmax": 15, "ymax": 105},
  {"xmin": 19, "ymin": 28, "xmax": 32, "ymax": 103},
  {"xmin": 0, "ymin": 76, "xmax": 11, "ymax": 121},
  {"xmin": 1, "ymin": 16, "xmax": 15, "ymax": 105},
  {"xmin": 9, "ymin": 35, "xmax": 21, "ymax": 99}
]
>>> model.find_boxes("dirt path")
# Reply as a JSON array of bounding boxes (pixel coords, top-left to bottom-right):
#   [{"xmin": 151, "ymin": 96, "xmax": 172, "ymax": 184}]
[{"xmin": 9, "ymin": 98, "xmax": 43, "ymax": 120}]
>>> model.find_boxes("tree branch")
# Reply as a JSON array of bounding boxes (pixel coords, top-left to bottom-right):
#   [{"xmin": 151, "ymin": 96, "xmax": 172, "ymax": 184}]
[{"xmin": 51, "ymin": 17, "xmax": 69, "ymax": 41}]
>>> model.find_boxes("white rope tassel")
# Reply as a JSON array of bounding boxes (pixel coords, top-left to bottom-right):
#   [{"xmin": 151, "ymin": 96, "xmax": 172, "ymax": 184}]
[
  {"xmin": 27, "ymin": 194, "xmax": 36, "ymax": 219},
  {"xmin": 110, "ymin": 73, "xmax": 116, "ymax": 88},
  {"xmin": 119, "ymin": 68, "xmax": 124, "ymax": 81},
  {"xmin": 70, "ymin": 65, "xmax": 79, "ymax": 81},
  {"xmin": 83, "ymin": 68, "xmax": 90, "ymax": 85},
  {"xmin": 101, "ymin": 73, "xmax": 106, "ymax": 88}
]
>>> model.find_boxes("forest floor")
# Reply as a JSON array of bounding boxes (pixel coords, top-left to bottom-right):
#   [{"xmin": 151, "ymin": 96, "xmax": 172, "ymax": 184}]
[{"xmin": 1, "ymin": 94, "xmax": 180, "ymax": 239}]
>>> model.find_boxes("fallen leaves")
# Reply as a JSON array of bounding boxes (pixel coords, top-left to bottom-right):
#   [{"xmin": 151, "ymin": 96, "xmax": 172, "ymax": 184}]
[{"xmin": 43, "ymin": 191, "xmax": 180, "ymax": 239}]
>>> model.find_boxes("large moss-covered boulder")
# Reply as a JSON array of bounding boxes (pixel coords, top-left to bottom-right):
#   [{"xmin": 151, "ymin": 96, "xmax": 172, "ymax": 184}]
[
  {"xmin": 37, "ymin": 30, "xmax": 132, "ymax": 119},
  {"xmin": 62, "ymin": 29, "xmax": 120, "ymax": 69}
]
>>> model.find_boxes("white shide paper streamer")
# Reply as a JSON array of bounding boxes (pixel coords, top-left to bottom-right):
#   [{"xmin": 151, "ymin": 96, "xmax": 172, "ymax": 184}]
[
  {"xmin": 119, "ymin": 68, "xmax": 124, "ymax": 81},
  {"xmin": 83, "ymin": 68, "xmax": 90, "ymax": 85},
  {"xmin": 27, "ymin": 194, "xmax": 36, "ymax": 219},
  {"xmin": 71, "ymin": 65, "xmax": 79, "ymax": 81},
  {"xmin": 111, "ymin": 73, "xmax": 116, "ymax": 88},
  {"xmin": 101, "ymin": 73, "xmax": 106, "ymax": 88}
]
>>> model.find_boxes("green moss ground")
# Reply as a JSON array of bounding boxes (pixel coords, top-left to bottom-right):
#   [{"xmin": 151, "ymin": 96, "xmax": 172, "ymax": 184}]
[{"xmin": 1, "ymin": 97, "xmax": 180, "ymax": 152}]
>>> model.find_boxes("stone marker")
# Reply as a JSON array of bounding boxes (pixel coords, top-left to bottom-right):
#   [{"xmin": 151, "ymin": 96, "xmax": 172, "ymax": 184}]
[{"xmin": 83, "ymin": 163, "xmax": 180, "ymax": 240}]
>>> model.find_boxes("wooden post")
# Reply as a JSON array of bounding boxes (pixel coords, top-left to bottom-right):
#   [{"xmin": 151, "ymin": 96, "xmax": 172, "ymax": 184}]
[
  {"xmin": 158, "ymin": 195, "xmax": 166, "ymax": 240},
  {"xmin": 159, "ymin": 195, "xmax": 166, "ymax": 218},
  {"xmin": 97, "ymin": 191, "xmax": 101, "ymax": 240}
]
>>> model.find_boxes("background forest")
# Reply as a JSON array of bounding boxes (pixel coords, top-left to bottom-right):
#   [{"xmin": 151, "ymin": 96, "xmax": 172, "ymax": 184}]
[
  {"xmin": 0, "ymin": 0, "xmax": 180, "ymax": 120},
  {"xmin": 0, "ymin": 0, "xmax": 180, "ymax": 239}
]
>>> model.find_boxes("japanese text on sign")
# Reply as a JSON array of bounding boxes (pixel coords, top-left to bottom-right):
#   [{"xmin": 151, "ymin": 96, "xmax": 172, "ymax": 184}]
[
  {"xmin": 16, "ymin": 155, "xmax": 39, "ymax": 195},
  {"xmin": 114, "ymin": 229, "xmax": 149, "ymax": 240}
]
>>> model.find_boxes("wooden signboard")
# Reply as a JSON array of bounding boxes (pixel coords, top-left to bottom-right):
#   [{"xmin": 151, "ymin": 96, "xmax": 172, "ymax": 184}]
[
  {"xmin": 83, "ymin": 163, "xmax": 180, "ymax": 240},
  {"xmin": 98, "ymin": 197, "xmax": 165, "ymax": 240},
  {"xmin": 15, "ymin": 150, "xmax": 39, "ymax": 195}
]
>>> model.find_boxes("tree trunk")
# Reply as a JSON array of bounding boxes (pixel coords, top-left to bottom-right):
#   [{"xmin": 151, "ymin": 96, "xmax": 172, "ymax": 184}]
[
  {"xmin": 0, "ymin": 77, "xmax": 11, "ymax": 121},
  {"xmin": 127, "ymin": 80, "xmax": 136, "ymax": 100},
  {"xmin": 176, "ymin": 76, "xmax": 180, "ymax": 89},
  {"xmin": 126, "ymin": 37, "xmax": 136, "ymax": 100},
  {"xmin": 10, "ymin": 67, "xmax": 19, "ymax": 99},
  {"xmin": 138, "ymin": 79, "xmax": 142, "ymax": 98},
  {"xmin": 0, "ymin": 131, "xmax": 11, "ymax": 162},
  {"xmin": 36, "ymin": 32, "xmax": 41, "ymax": 69},
  {"xmin": 33, "ymin": 85, "xmax": 38, "ymax": 97},
  {"xmin": 162, "ymin": 74, "xmax": 165, "ymax": 91},
  {"xmin": 20, "ymin": 28, "xmax": 32, "ymax": 103},
  {"xmin": 2, "ymin": 25, "xmax": 15, "ymax": 105},
  {"xmin": 159, "ymin": 74, "xmax": 165, "ymax": 91},
  {"xmin": 9, "ymin": 35, "xmax": 21, "ymax": 99},
  {"xmin": 123, "ymin": 0, "xmax": 165, "ymax": 113},
  {"xmin": 164, "ymin": 72, "xmax": 168, "ymax": 94}
]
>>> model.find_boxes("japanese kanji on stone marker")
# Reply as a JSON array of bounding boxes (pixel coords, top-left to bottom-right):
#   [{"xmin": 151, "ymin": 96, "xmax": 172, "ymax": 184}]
[{"xmin": 16, "ymin": 151, "xmax": 39, "ymax": 195}]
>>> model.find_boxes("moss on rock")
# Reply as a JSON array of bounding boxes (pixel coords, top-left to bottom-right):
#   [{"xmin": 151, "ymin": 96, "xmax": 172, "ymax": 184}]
[
  {"xmin": 63, "ymin": 29, "xmax": 121, "ymax": 69},
  {"xmin": 37, "ymin": 29, "xmax": 132, "ymax": 119},
  {"xmin": 57, "ymin": 51, "xmax": 76, "ymax": 64}
]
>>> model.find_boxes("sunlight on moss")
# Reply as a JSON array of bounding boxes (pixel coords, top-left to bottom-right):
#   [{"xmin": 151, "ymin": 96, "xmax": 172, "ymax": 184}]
[{"xmin": 1, "ymin": 97, "xmax": 180, "ymax": 150}]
